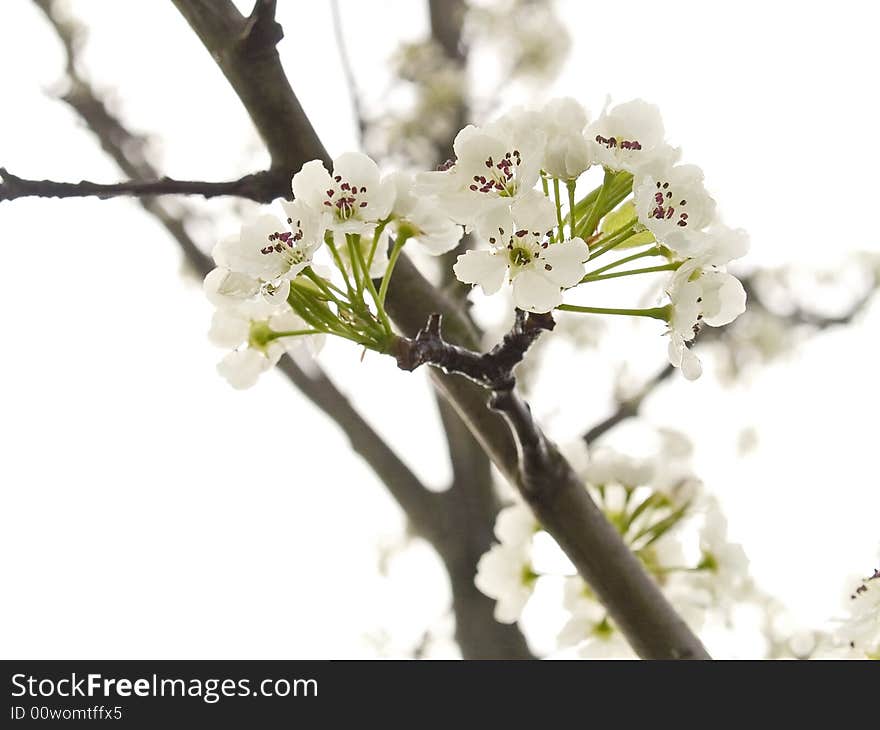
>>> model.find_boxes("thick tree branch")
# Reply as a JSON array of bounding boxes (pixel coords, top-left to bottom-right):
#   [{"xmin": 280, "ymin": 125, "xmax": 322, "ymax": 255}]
[
  {"xmin": 170, "ymin": 0, "xmax": 330, "ymax": 172},
  {"xmin": 394, "ymin": 311, "xmax": 709, "ymax": 659}
]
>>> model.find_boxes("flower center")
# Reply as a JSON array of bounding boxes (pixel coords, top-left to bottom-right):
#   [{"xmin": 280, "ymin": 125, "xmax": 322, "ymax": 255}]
[
  {"xmin": 262, "ymin": 218, "xmax": 308, "ymax": 268},
  {"xmin": 468, "ymin": 150, "xmax": 522, "ymax": 197},
  {"xmin": 649, "ymin": 181, "xmax": 689, "ymax": 227},
  {"xmin": 509, "ymin": 246, "xmax": 532, "ymax": 267},
  {"xmin": 323, "ymin": 176, "xmax": 369, "ymax": 221},
  {"xmin": 595, "ymin": 133, "xmax": 642, "ymax": 151}
]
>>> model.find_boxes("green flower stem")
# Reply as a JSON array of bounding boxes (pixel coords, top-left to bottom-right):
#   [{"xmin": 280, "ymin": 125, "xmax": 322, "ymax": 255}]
[
  {"xmin": 624, "ymin": 493, "xmax": 668, "ymax": 531},
  {"xmin": 541, "ymin": 173, "xmax": 550, "ymax": 199},
  {"xmin": 580, "ymin": 167, "xmax": 615, "ymax": 238},
  {"xmin": 587, "ymin": 218, "xmax": 639, "ymax": 260},
  {"xmin": 345, "ymin": 232, "xmax": 365, "ymax": 296},
  {"xmin": 569, "ymin": 171, "xmax": 632, "ymax": 221},
  {"xmin": 566, "ymin": 179, "xmax": 577, "ymax": 239},
  {"xmin": 633, "ymin": 503, "xmax": 690, "ymax": 548},
  {"xmin": 377, "ymin": 232, "xmax": 411, "ymax": 308},
  {"xmin": 556, "ymin": 303, "xmax": 672, "ymax": 321},
  {"xmin": 366, "ymin": 218, "xmax": 389, "ymax": 273},
  {"xmin": 287, "ymin": 288, "xmax": 337, "ymax": 334},
  {"xmin": 552, "ymin": 178, "xmax": 565, "ymax": 241},
  {"xmin": 288, "ymin": 286, "xmax": 344, "ymax": 331},
  {"xmin": 580, "ymin": 263, "xmax": 679, "ymax": 283},
  {"xmin": 585, "ymin": 246, "xmax": 664, "ymax": 277},
  {"xmin": 265, "ymin": 328, "xmax": 324, "ymax": 341},
  {"xmin": 303, "ymin": 267, "xmax": 347, "ymax": 306},
  {"xmin": 352, "ymin": 233, "xmax": 391, "ymax": 334},
  {"xmin": 323, "ymin": 232, "xmax": 355, "ymax": 298},
  {"xmin": 288, "ymin": 283, "xmax": 374, "ymax": 342}
]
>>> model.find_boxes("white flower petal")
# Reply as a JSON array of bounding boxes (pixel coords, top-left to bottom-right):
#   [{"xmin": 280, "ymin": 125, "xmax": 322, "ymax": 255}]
[
  {"xmin": 291, "ymin": 160, "xmax": 332, "ymax": 209},
  {"xmin": 453, "ymin": 249, "xmax": 507, "ymax": 295},
  {"xmin": 542, "ymin": 237, "xmax": 589, "ymax": 287},
  {"xmin": 512, "ymin": 268, "xmax": 563, "ymax": 313}
]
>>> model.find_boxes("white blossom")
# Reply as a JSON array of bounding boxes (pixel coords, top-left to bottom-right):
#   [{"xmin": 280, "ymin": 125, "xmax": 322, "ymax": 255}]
[
  {"xmin": 292, "ymin": 152, "xmax": 395, "ymax": 236},
  {"xmin": 633, "ymin": 164, "xmax": 716, "ymax": 249},
  {"xmin": 415, "ymin": 112, "xmax": 545, "ymax": 227},
  {"xmin": 665, "ymin": 224, "xmax": 750, "ymax": 266},
  {"xmin": 387, "ymin": 172, "xmax": 463, "ymax": 255},
  {"xmin": 474, "ymin": 543, "xmax": 536, "ymax": 624},
  {"xmin": 577, "ymin": 624, "xmax": 635, "ymax": 659},
  {"xmin": 208, "ymin": 301, "xmax": 323, "ymax": 390},
  {"xmin": 214, "ymin": 201, "xmax": 322, "ymax": 287},
  {"xmin": 693, "ymin": 499, "xmax": 750, "ymax": 606},
  {"xmin": 539, "ymin": 97, "xmax": 592, "ymax": 180},
  {"xmin": 666, "ymin": 259, "xmax": 747, "ymax": 380},
  {"xmin": 494, "ymin": 502, "xmax": 538, "ymax": 547},
  {"xmin": 453, "ymin": 192, "xmax": 588, "ymax": 313},
  {"xmin": 216, "ymin": 349, "xmax": 276, "ymax": 391},
  {"xmin": 203, "ymin": 266, "xmax": 261, "ymax": 310},
  {"xmin": 558, "ymin": 576, "xmax": 605, "ymax": 649},
  {"xmin": 585, "ymin": 449, "xmax": 653, "ymax": 488},
  {"xmin": 585, "ymin": 99, "xmax": 675, "ymax": 175}
]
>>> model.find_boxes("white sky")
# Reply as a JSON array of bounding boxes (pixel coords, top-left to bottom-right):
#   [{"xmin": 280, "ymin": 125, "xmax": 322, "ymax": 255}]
[{"xmin": 1, "ymin": 0, "xmax": 878, "ymax": 658}]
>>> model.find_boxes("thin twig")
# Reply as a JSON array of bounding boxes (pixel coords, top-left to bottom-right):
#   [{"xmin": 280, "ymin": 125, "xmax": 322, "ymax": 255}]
[{"xmin": 329, "ymin": 0, "xmax": 367, "ymax": 144}]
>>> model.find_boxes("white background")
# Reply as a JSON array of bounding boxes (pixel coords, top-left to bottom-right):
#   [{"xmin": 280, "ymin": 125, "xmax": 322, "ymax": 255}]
[{"xmin": 1, "ymin": 0, "xmax": 878, "ymax": 658}]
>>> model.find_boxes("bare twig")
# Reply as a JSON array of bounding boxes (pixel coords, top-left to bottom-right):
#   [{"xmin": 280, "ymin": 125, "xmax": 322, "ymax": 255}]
[
  {"xmin": 329, "ymin": 0, "xmax": 367, "ymax": 144},
  {"xmin": 584, "ymin": 364, "xmax": 675, "ymax": 445}
]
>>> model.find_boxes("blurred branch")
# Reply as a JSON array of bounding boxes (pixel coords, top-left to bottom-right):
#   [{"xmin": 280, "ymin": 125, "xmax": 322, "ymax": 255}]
[
  {"xmin": 0, "ymin": 167, "xmax": 287, "ymax": 204},
  {"xmin": 584, "ymin": 364, "xmax": 675, "ymax": 445},
  {"xmin": 740, "ymin": 274, "xmax": 877, "ymax": 328},
  {"xmin": 582, "ymin": 271, "xmax": 878, "ymax": 443},
  {"xmin": 329, "ymin": 0, "xmax": 367, "ymax": 144}
]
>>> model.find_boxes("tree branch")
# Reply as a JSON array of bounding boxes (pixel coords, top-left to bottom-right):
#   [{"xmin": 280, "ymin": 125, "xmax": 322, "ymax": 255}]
[
  {"xmin": 0, "ymin": 167, "xmax": 287, "ymax": 204},
  {"xmin": 396, "ymin": 310, "xmax": 554, "ymax": 389},
  {"xmin": 394, "ymin": 310, "xmax": 709, "ymax": 659},
  {"xmin": 170, "ymin": 0, "xmax": 330, "ymax": 172},
  {"xmin": 584, "ymin": 364, "xmax": 675, "ymax": 444},
  {"xmin": 329, "ymin": 0, "xmax": 367, "ymax": 145}
]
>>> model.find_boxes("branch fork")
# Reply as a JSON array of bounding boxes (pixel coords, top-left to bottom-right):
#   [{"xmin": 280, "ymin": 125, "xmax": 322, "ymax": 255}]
[{"xmin": 395, "ymin": 309, "xmax": 554, "ymax": 391}]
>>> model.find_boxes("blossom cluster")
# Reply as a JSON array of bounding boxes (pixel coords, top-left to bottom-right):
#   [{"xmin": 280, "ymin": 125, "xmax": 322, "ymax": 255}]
[
  {"xmin": 474, "ymin": 433, "xmax": 754, "ymax": 657},
  {"xmin": 205, "ymin": 96, "xmax": 748, "ymax": 386},
  {"xmin": 204, "ymin": 154, "xmax": 463, "ymax": 388}
]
